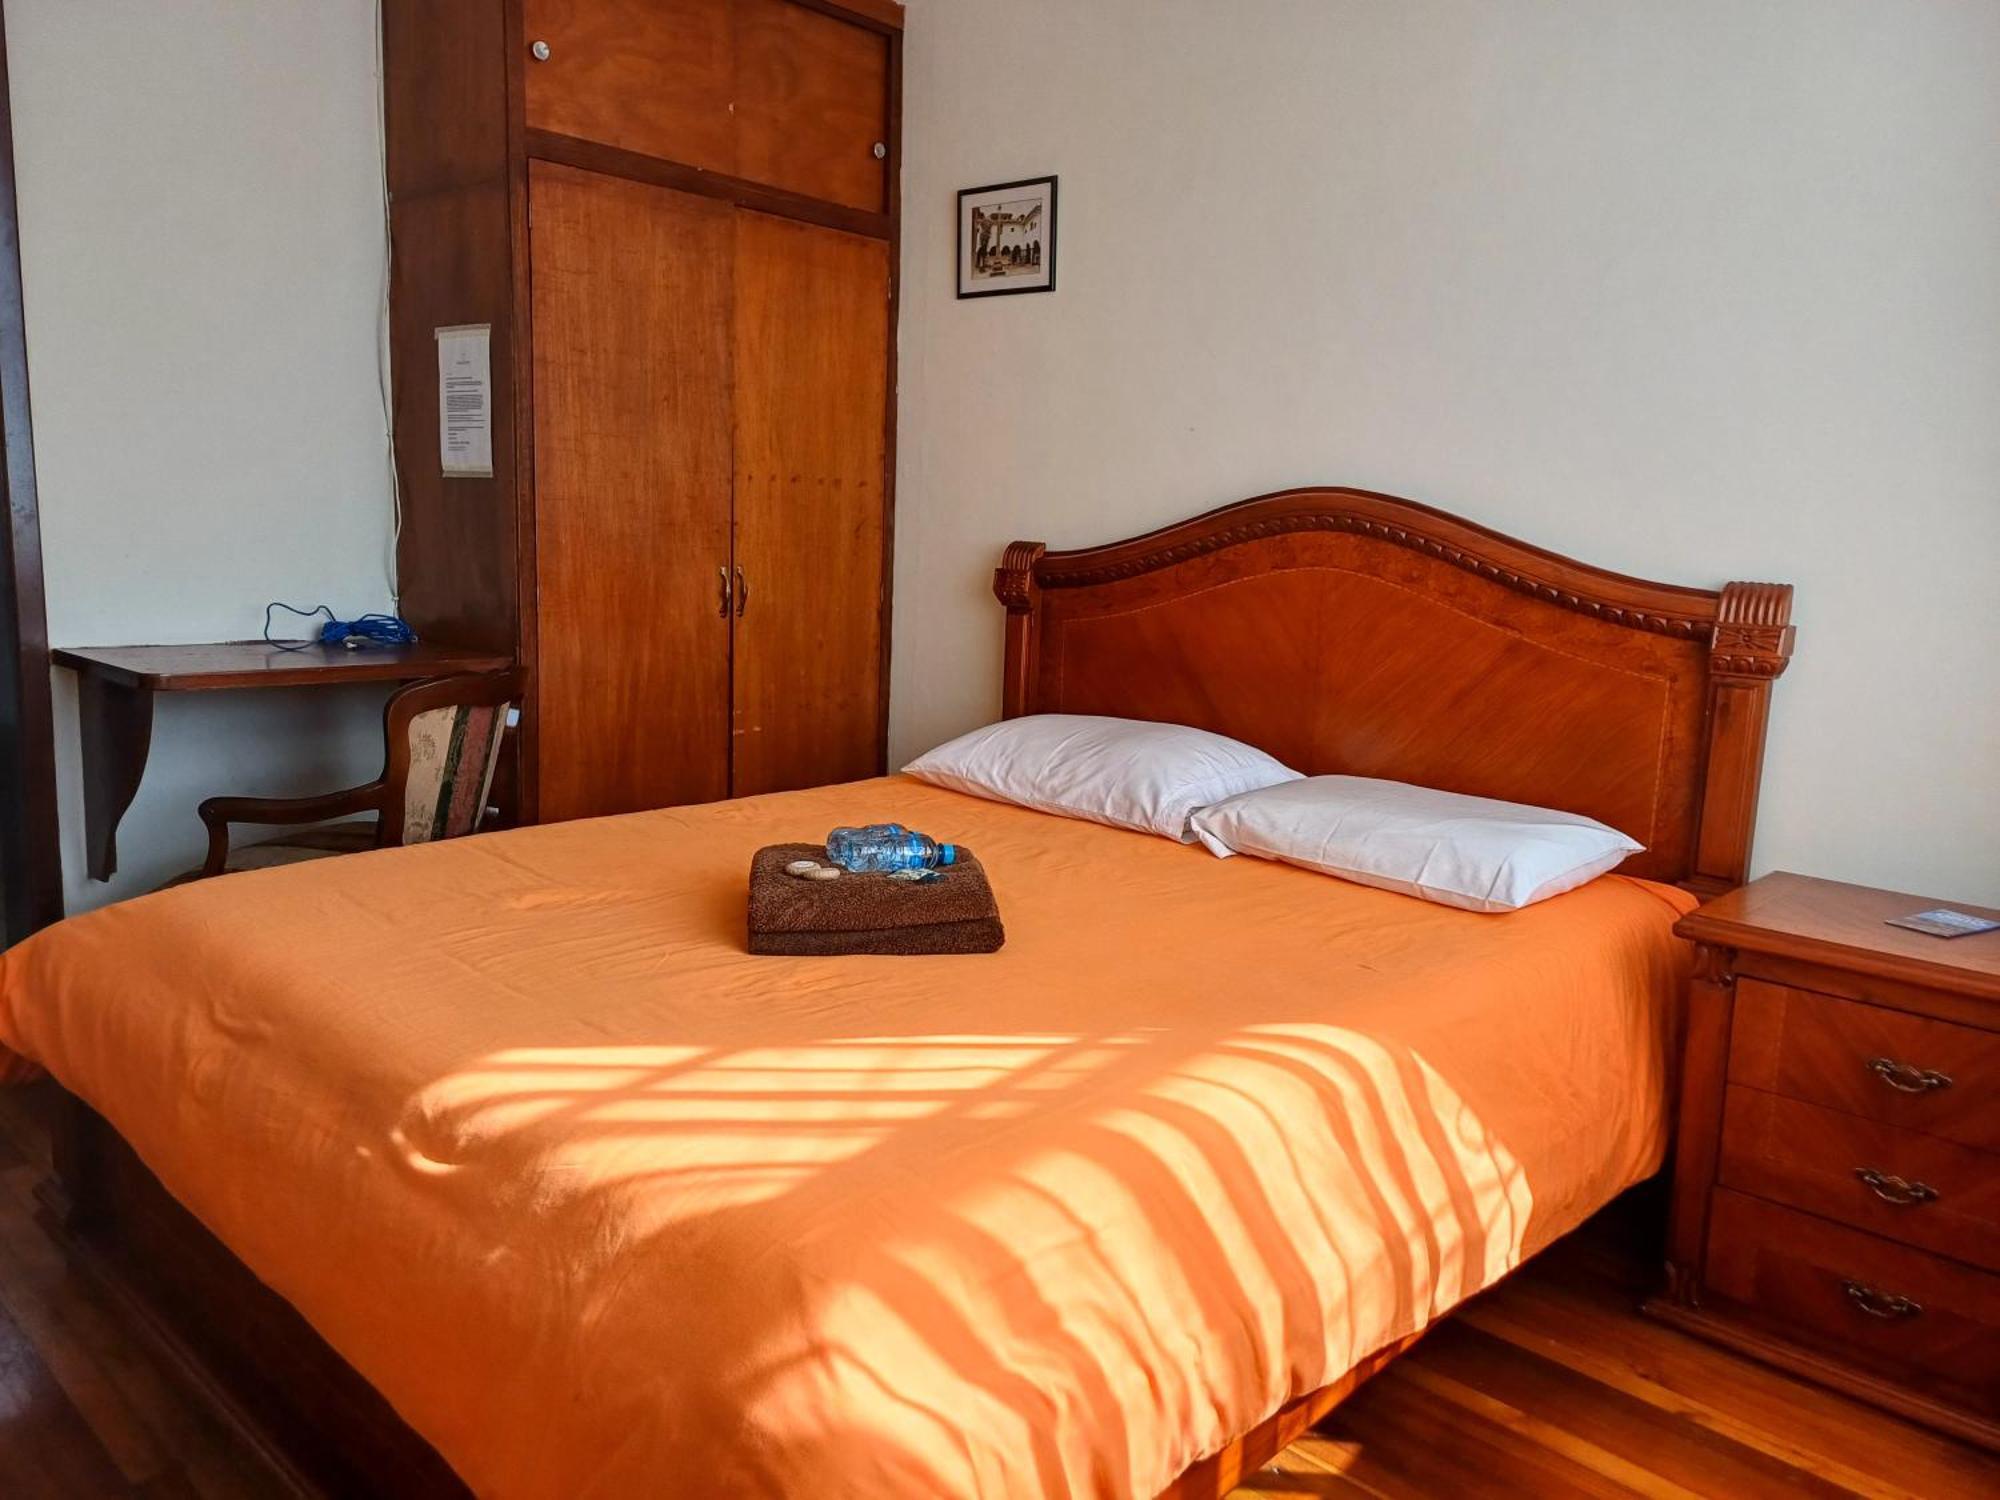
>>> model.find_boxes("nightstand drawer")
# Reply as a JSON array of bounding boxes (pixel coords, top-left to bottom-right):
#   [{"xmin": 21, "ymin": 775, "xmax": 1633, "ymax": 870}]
[
  {"xmin": 1729, "ymin": 978, "xmax": 2000, "ymax": 1151},
  {"xmin": 1718, "ymin": 1087, "xmax": 2000, "ymax": 1271},
  {"xmin": 1705, "ymin": 1188, "xmax": 2000, "ymax": 1420}
]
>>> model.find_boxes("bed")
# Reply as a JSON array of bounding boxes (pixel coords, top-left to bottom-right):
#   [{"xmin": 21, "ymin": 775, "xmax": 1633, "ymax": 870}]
[{"xmin": 0, "ymin": 486, "xmax": 1795, "ymax": 1498}]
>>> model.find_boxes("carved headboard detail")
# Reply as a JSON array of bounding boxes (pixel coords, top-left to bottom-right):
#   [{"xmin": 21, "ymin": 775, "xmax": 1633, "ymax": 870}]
[{"xmin": 994, "ymin": 487, "xmax": 1794, "ymax": 893}]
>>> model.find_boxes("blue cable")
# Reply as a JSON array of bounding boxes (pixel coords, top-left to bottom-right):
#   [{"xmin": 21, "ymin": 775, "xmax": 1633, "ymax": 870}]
[{"xmin": 264, "ymin": 602, "xmax": 418, "ymax": 652}]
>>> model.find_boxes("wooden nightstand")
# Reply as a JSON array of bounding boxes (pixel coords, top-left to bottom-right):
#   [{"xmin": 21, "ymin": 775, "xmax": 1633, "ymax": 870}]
[{"xmin": 1649, "ymin": 871, "xmax": 2000, "ymax": 1450}]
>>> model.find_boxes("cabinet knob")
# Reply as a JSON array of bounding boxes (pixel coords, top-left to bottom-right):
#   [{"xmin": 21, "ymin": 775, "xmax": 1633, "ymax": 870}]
[
  {"xmin": 531, "ymin": 40, "xmax": 552, "ymax": 62},
  {"xmin": 872, "ymin": 142, "xmax": 887, "ymax": 160}
]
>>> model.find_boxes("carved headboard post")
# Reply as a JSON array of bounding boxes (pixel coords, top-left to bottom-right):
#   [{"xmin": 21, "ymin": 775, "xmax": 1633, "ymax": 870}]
[
  {"xmin": 993, "ymin": 541, "xmax": 1047, "ymax": 719},
  {"xmin": 1687, "ymin": 582, "xmax": 1796, "ymax": 896}
]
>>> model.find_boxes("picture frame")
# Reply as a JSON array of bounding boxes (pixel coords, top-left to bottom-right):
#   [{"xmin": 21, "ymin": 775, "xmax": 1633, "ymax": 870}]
[{"xmin": 957, "ymin": 176, "xmax": 1058, "ymax": 299}]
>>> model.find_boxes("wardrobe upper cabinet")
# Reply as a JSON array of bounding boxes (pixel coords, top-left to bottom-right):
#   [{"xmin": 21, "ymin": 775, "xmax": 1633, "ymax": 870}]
[
  {"xmin": 522, "ymin": 0, "xmax": 736, "ymax": 178},
  {"xmin": 734, "ymin": 0, "xmax": 891, "ymax": 213},
  {"xmin": 522, "ymin": 0, "xmax": 892, "ymax": 213}
]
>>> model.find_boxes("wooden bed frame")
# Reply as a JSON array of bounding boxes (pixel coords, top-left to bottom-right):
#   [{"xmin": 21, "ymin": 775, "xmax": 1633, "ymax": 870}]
[
  {"xmin": 42, "ymin": 485, "xmax": 1794, "ymax": 1498},
  {"xmin": 996, "ymin": 485, "xmax": 1794, "ymax": 897}
]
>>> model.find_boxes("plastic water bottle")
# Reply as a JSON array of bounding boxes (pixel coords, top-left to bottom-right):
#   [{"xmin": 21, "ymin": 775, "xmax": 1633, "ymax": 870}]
[{"xmin": 825, "ymin": 823, "xmax": 958, "ymax": 873}]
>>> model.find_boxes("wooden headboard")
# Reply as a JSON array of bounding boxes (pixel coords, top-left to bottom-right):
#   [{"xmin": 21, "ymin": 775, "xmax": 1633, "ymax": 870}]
[{"xmin": 992, "ymin": 486, "xmax": 1795, "ymax": 893}]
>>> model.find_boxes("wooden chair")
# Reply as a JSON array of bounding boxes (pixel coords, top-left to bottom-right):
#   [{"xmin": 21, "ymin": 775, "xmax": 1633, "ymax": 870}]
[{"xmin": 192, "ymin": 670, "xmax": 520, "ymax": 880}]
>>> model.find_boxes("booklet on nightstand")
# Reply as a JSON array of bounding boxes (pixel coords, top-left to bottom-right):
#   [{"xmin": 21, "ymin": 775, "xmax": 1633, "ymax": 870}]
[{"xmin": 1884, "ymin": 907, "xmax": 2000, "ymax": 939}]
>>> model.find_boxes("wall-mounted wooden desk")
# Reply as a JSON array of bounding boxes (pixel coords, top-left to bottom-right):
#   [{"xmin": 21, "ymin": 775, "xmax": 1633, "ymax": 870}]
[{"xmin": 51, "ymin": 642, "xmax": 514, "ymax": 881}]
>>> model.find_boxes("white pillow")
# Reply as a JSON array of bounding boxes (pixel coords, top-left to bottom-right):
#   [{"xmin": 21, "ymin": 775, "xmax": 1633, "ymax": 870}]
[
  {"xmin": 903, "ymin": 714, "xmax": 1300, "ymax": 842},
  {"xmin": 1188, "ymin": 775, "xmax": 1642, "ymax": 912}
]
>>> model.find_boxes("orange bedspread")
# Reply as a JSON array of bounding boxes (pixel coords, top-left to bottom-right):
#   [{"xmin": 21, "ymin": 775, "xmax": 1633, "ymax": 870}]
[{"xmin": 0, "ymin": 778, "xmax": 1693, "ymax": 1499}]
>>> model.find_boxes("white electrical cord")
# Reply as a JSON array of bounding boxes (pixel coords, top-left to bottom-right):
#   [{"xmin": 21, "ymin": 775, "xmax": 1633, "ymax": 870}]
[{"xmin": 373, "ymin": 0, "xmax": 403, "ymax": 610}]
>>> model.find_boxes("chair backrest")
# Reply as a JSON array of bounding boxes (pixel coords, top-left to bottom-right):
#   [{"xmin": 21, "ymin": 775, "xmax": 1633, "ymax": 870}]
[{"xmin": 381, "ymin": 670, "xmax": 520, "ymax": 848}]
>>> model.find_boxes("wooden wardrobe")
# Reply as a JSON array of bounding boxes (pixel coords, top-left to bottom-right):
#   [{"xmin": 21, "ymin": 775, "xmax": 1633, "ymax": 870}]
[{"xmin": 383, "ymin": 0, "xmax": 901, "ymax": 824}]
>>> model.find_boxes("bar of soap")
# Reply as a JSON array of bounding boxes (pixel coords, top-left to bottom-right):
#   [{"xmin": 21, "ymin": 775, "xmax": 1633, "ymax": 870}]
[
  {"xmin": 805, "ymin": 866, "xmax": 842, "ymax": 881},
  {"xmin": 785, "ymin": 860, "xmax": 822, "ymax": 877}
]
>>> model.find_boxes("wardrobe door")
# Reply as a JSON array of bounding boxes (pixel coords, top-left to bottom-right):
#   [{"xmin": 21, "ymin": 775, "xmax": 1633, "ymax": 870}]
[
  {"xmin": 730, "ymin": 211, "xmax": 890, "ymax": 796},
  {"xmin": 530, "ymin": 162, "xmax": 735, "ymax": 821},
  {"xmin": 522, "ymin": 0, "xmax": 735, "ymax": 175},
  {"xmin": 734, "ymin": 0, "xmax": 892, "ymax": 212}
]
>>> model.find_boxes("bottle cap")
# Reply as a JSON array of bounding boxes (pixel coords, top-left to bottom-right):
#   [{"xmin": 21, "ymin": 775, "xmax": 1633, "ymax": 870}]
[{"xmin": 939, "ymin": 844, "xmax": 958, "ymax": 866}]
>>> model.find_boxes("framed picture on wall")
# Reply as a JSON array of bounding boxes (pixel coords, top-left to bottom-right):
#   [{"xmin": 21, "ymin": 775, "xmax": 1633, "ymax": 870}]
[{"xmin": 958, "ymin": 177, "xmax": 1057, "ymax": 298}]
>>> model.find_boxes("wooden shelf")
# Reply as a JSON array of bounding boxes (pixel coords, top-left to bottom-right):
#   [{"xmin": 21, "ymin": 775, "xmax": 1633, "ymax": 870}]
[{"xmin": 51, "ymin": 641, "xmax": 513, "ymax": 692}]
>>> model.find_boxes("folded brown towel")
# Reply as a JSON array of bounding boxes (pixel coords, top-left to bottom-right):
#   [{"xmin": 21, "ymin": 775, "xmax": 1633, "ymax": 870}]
[{"xmin": 747, "ymin": 843, "xmax": 1005, "ymax": 956}]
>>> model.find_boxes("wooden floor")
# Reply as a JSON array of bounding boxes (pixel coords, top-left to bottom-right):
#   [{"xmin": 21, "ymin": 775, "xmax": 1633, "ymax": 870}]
[{"xmin": 0, "ymin": 1083, "xmax": 1993, "ymax": 1499}]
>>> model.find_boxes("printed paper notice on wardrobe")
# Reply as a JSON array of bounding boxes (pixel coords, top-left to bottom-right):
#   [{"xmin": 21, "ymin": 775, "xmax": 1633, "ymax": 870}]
[{"xmin": 436, "ymin": 324, "xmax": 493, "ymax": 478}]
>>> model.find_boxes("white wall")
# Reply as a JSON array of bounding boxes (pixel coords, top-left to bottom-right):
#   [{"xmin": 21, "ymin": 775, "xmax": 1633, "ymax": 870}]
[
  {"xmin": 895, "ymin": 0, "xmax": 2000, "ymax": 903},
  {"xmin": 7, "ymin": 1, "xmax": 396, "ymax": 910},
  {"xmin": 8, "ymin": 1, "xmax": 1993, "ymax": 909}
]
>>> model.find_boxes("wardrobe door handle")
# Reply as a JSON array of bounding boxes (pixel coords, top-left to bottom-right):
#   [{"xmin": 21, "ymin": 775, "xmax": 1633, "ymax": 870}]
[
  {"xmin": 718, "ymin": 566, "xmax": 733, "ymax": 618},
  {"xmin": 735, "ymin": 567, "xmax": 748, "ymax": 617},
  {"xmin": 1867, "ymin": 1056, "xmax": 1952, "ymax": 1095},
  {"xmin": 1853, "ymin": 1167, "xmax": 1939, "ymax": 1207}
]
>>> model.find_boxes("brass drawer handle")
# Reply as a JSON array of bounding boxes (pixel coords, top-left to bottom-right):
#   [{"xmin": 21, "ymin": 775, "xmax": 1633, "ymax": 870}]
[
  {"xmin": 1840, "ymin": 1279, "xmax": 1923, "ymax": 1320},
  {"xmin": 1866, "ymin": 1056, "xmax": 1952, "ymax": 1095},
  {"xmin": 1853, "ymin": 1167, "xmax": 1939, "ymax": 1206}
]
